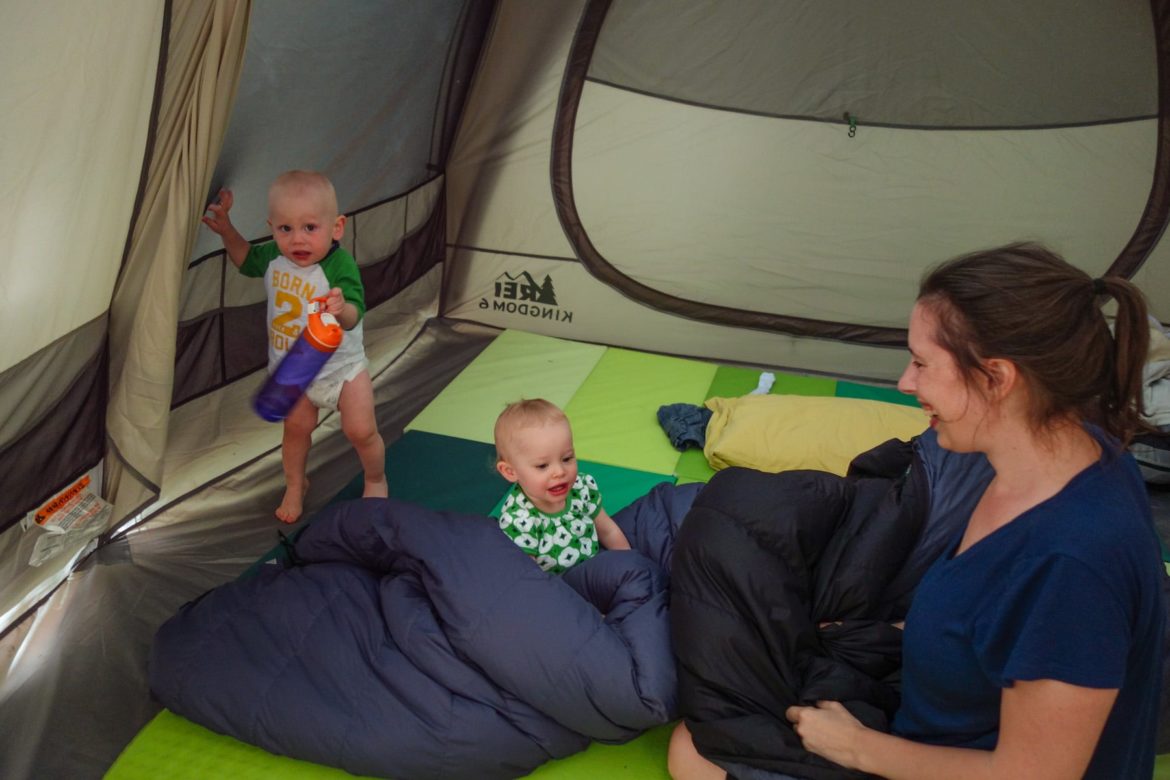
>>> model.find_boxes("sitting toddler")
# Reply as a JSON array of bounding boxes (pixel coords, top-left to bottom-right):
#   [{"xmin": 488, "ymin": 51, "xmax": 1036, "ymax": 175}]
[{"xmin": 493, "ymin": 399, "xmax": 630, "ymax": 572}]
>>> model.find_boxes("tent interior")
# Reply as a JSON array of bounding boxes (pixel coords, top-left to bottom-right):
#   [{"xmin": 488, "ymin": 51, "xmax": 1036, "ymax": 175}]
[{"xmin": 2, "ymin": 0, "xmax": 1170, "ymax": 777}]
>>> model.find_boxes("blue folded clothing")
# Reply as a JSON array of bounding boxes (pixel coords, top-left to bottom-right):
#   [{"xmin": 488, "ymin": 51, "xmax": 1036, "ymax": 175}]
[{"xmin": 657, "ymin": 403, "xmax": 713, "ymax": 451}]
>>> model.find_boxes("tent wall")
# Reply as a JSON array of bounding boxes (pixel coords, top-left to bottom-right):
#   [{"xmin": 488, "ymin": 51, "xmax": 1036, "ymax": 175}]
[
  {"xmin": 0, "ymin": 1, "xmax": 165, "ymax": 629},
  {"xmin": 0, "ymin": 0, "xmax": 493, "ymax": 635},
  {"xmin": 105, "ymin": 0, "xmax": 253, "ymax": 564},
  {"xmin": 0, "ymin": 0, "xmax": 163, "ymax": 527},
  {"xmin": 445, "ymin": 0, "xmax": 1170, "ymax": 381}
]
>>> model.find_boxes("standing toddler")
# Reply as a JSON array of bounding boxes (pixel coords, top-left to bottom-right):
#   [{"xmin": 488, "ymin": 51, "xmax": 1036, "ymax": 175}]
[{"xmin": 202, "ymin": 170, "xmax": 387, "ymax": 522}]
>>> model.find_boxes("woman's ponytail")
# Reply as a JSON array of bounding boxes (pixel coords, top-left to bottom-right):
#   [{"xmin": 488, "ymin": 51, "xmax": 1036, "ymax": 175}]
[{"xmin": 1097, "ymin": 277, "xmax": 1152, "ymax": 444}]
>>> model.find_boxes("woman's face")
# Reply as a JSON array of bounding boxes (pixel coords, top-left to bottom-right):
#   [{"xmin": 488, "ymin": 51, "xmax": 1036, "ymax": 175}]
[{"xmin": 897, "ymin": 302, "xmax": 991, "ymax": 452}]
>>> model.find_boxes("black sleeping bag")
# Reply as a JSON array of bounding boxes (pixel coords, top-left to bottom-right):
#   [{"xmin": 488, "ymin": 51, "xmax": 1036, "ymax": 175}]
[{"xmin": 671, "ymin": 438, "xmax": 934, "ymax": 780}]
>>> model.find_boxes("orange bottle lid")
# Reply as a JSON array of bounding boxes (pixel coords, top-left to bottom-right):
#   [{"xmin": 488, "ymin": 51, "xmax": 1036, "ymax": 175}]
[{"xmin": 304, "ymin": 299, "xmax": 343, "ymax": 352}]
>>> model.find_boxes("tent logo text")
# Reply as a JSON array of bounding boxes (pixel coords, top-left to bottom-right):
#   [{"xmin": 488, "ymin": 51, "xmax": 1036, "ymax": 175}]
[{"xmin": 482, "ymin": 271, "xmax": 573, "ymax": 323}]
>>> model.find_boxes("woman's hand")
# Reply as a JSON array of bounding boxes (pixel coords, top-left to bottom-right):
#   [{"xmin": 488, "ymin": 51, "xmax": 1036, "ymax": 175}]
[{"xmin": 785, "ymin": 700, "xmax": 867, "ymax": 770}]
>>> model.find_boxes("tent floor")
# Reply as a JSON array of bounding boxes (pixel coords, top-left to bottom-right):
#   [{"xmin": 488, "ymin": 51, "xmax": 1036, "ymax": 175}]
[{"xmin": 3, "ymin": 318, "xmax": 1169, "ymax": 779}]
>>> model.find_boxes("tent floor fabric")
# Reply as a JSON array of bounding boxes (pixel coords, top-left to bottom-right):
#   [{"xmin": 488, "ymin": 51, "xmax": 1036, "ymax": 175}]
[{"xmin": 11, "ymin": 326, "xmax": 1170, "ymax": 778}]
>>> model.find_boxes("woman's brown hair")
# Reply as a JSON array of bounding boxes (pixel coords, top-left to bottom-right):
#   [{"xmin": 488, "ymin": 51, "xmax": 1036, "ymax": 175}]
[{"xmin": 918, "ymin": 242, "xmax": 1151, "ymax": 444}]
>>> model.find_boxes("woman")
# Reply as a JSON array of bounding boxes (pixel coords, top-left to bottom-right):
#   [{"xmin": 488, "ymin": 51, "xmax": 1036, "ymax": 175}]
[{"xmin": 669, "ymin": 243, "xmax": 1164, "ymax": 779}]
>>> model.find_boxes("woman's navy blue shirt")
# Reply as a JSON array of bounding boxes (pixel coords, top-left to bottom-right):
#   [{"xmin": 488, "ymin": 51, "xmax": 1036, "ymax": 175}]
[{"xmin": 894, "ymin": 436, "xmax": 1165, "ymax": 779}]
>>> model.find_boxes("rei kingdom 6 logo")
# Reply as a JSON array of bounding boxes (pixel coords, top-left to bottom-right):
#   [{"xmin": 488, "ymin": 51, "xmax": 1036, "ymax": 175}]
[{"xmin": 481, "ymin": 270, "xmax": 574, "ymax": 323}]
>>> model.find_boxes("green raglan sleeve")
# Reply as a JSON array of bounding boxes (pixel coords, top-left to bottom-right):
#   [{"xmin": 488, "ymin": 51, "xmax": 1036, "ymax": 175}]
[
  {"xmin": 239, "ymin": 241, "xmax": 280, "ymax": 278},
  {"xmin": 321, "ymin": 248, "xmax": 366, "ymax": 322}
]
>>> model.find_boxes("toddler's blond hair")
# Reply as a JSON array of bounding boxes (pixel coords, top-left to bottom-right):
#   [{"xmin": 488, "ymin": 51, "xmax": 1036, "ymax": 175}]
[
  {"xmin": 268, "ymin": 170, "xmax": 339, "ymax": 218},
  {"xmin": 494, "ymin": 398, "xmax": 569, "ymax": 461}
]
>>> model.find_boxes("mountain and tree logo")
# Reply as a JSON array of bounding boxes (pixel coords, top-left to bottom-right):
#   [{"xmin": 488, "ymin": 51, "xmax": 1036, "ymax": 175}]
[{"xmin": 494, "ymin": 271, "xmax": 557, "ymax": 305}]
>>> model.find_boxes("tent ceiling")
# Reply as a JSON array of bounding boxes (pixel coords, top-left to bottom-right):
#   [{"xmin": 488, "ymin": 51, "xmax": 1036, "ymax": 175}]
[
  {"xmin": 538, "ymin": 0, "xmax": 1170, "ymax": 353},
  {"xmin": 591, "ymin": 0, "xmax": 1157, "ymax": 128}
]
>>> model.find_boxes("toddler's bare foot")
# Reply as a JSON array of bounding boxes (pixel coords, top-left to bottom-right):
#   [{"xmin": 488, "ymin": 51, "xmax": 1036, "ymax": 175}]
[
  {"xmin": 363, "ymin": 474, "xmax": 388, "ymax": 499},
  {"xmin": 276, "ymin": 482, "xmax": 308, "ymax": 524}
]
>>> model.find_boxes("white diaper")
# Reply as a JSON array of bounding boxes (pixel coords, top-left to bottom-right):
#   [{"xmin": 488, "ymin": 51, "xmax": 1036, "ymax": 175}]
[{"xmin": 305, "ymin": 359, "xmax": 366, "ymax": 411}]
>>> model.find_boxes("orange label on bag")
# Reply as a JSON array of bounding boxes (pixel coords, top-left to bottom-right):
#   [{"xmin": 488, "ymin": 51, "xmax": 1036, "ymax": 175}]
[{"xmin": 35, "ymin": 475, "xmax": 90, "ymax": 525}]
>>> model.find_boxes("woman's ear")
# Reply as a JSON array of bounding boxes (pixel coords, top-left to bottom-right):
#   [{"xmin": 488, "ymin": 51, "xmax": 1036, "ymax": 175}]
[
  {"xmin": 981, "ymin": 357, "xmax": 1020, "ymax": 402},
  {"xmin": 496, "ymin": 459, "xmax": 518, "ymax": 483}
]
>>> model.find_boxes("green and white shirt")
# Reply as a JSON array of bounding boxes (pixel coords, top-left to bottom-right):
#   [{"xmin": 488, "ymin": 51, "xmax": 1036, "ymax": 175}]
[
  {"xmin": 240, "ymin": 241, "xmax": 367, "ymax": 382},
  {"xmin": 495, "ymin": 474, "xmax": 603, "ymax": 573}
]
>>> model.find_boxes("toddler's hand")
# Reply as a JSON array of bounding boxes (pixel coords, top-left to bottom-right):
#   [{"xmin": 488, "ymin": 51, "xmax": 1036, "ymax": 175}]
[
  {"xmin": 323, "ymin": 287, "xmax": 345, "ymax": 316},
  {"xmin": 201, "ymin": 189, "xmax": 235, "ymax": 235}
]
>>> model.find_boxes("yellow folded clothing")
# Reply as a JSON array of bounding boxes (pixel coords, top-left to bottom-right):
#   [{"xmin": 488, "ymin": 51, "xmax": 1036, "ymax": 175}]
[{"xmin": 703, "ymin": 394, "xmax": 929, "ymax": 476}]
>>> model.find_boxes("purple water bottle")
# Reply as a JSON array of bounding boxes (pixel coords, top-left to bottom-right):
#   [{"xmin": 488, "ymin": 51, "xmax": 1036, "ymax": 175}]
[{"xmin": 253, "ymin": 298, "xmax": 343, "ymax": 422}]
